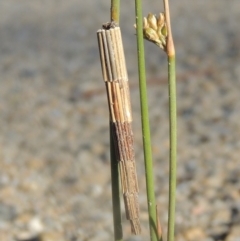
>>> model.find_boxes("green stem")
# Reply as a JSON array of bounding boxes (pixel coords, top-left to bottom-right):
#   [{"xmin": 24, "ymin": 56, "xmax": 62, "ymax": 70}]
[
  {"xmin": 111, "ymin": 0, "xmax": 120, "ymax": 23},
  {"xmin": 162, "ymin": 1, "xmax": 177, "ymax": 239},
  {"xmin": 110, "ymin": 1, "xmax": 122, "ymax": 241},
  {"xmin": 110, "ymin": 125, "xmax": 123, "ymax": 241},
  {"xmin": 167, "ymin": 55, "xmax": 177, "ymax": 241},
  {"xmin": 134, "ymin": 1, "xmax": 158, "ymax": 241}
]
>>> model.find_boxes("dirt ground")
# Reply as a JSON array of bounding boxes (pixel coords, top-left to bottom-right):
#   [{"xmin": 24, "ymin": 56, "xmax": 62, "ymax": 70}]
[{"xmin": 0, "ymin": 1, "xmax": 240, "ymax": 240}]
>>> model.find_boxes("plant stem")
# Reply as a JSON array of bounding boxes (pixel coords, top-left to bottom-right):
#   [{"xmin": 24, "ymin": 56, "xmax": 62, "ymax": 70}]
[
  {"xmin": 134, "ymin": 1, "xmax": 158, "ymax": 241},
  {"xmin": 167, "ymin": 55, "xmax": 177, "ymax": 241},
  {"xmin": 111, "ymin": 0, "xmax": 120, "ymax": 23},
  {"xmin": 110, "ymin": 125, "xmax": 123, "ymax": 241},
  {"xmin": 110, "ymin": 1, "xmax": 122, "ymax": 240},
  {"xmin": 163, "ymin": 1, "xmax": 177, "ymax": 241}
]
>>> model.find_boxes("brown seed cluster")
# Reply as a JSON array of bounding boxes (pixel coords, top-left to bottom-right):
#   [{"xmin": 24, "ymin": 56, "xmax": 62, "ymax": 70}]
[{"xmin": 135, "ymin": 13, "xmax": 168, "ymax": 50}]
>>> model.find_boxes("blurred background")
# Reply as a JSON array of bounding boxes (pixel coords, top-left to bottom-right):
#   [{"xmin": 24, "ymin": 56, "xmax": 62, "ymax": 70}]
[{"xmin": 0, "ymin": 0, "xmax": 240, "ymax": 240}]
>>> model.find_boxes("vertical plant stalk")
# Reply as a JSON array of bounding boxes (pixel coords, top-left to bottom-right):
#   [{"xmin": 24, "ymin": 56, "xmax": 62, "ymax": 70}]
[
  {"xmin": 166, "ymin": 54, "xmax": 176, "ymax": 241},
  {"xmin": 97, "ymin": 25, "xmax": 141, "ymax": 235},
  {"xmin": 109, "ymin": 1, "xmax": 122, "ymax": 240},
  {"xmin": 111, "ymin": 0, "xmax": 120, "ymax": 22},
  {"xmin": 110, "ymin": 126, "xmax": 123, "ymax": 241},
  {"xmin": 134, "ymin": 1, "xmax": 158, "ymax": 241},
  {"xmin": 163, "ymin": 1, "xmax": 177, "ymax": 241}
]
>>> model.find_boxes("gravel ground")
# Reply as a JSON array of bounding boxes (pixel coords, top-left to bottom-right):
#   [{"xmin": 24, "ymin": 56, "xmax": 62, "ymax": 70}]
[{"xmin": 0, "ymin": 0, "xmax": 240, "ymax": 241}]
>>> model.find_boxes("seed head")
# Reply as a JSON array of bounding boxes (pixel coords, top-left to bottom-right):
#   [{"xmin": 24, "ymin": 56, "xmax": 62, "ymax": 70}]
[{"xmin": 134, "ymin": 12, "xmax": 168, "ymax": 50}]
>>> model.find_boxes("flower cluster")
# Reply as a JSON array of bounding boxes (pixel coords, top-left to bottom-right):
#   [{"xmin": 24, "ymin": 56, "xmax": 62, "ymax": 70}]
[{"xmin": 135, "ymin": 13, "xmax": 167, "ymax": 50}]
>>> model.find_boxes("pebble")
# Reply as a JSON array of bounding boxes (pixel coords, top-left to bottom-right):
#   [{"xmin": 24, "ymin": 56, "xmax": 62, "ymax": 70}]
[
  {"xmin": 0, "ymin": 1, "xmax": 240, "ymax": 241},
  {"xmin": 208, "ymin": 225, "xmax": 229, "ymax": 241},
  {"xmin": 226, "ymin": 225, "xmax": 240, "ymax": 241},
  {"xmin": 183, "ymin": 227, "xmax": 206, "ymax": 241},
  {"xmin": 29, "ymin": 217, "xmax": 44, "ymax": 234},
  {"xmin": 41, "ymin": 232, "xmax": 65, "ymax": 241},
  {"xmin": 211, "ymin": 209, "xmax": 231, "ymax": 225},
  {"xmin": 0, "ymin": 203, "xmax": 16, "ymax": 222},
  {"xmin": 15, "ymin": 232, "xmax": 41, "ymax": 241}
]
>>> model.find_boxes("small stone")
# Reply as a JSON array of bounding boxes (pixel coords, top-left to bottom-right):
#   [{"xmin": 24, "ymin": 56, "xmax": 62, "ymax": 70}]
[
  {"xmin": 184, "ymin": 227, "xmax": 206, "ymax": 241},
  {"xmin": 205, "ymin": 177, "xmax": 222, "ymax": 188},
  {"xmin": 15, "ymin": 231, "xmax": 41, "ymax": 241},
  {"xmin": 14, "ymin": 213, "xmax": 44, "ymax": 241},
  {"xmin": 226, "ymin": 225, "xmax": 240, "ymax": 241},
  {"xmin": 15, "ymin": 212, "xmax": 33, "ymax": 227},
  {"xmin": 0, "ymin": 203, "xmax": 16, "ymax": 222},
  {"xmin": 29, "ymin": 217, "xmax": 44, "ymax": 234},
  {"xmin": 209, "ymin": 225, "xmax": 229, "ymax": 240},
  {"xmin": 41, "ymin": 231, "xmax": 64, "ymax": 241},
  {"xmin": 211, "ymin": 209, "xmax": 231, "ymax": 225}
]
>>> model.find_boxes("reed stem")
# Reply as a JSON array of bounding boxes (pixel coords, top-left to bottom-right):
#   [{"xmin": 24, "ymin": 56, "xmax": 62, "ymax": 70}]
[
  {"xmin": 110, "ymin": 126, "xmax": 123, "ymax": 241},
  {"xmin": 166, "ymin": 55, "xmax": 177, "ymax": 241},
  {"xmin": 163, "ymin": 1, "xmax": 177, "ymax": 240},
  {"xmin": 111, "ymin": 0, "xmax": 120, "ymax": 23},
  {"xmin": 134, "ymin": 1, "xmax": 158, "ymax": 240},
  {"xmin": 110, "ymin": 1, "xmax": 122, "ymax": 240}
]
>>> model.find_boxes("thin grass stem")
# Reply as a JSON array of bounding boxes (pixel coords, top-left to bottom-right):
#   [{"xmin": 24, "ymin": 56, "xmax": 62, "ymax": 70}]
[
  {"xmin": 111, "ymin": 0, "xmax": 120, "ymax": 23},
  {"xmin": 110, "ymin": 126, "xmax": 123, "ymax": 241},
  {"xmin": 134, "ymin": 1, "xmax": 158, "ymax": 240},
  {"xmin": 110, "ymin": 2, "xmax": 122, "ymax": 240},
  {"xmin": 167, "ymin": 55, "xmax": 177, "ymax": 241},
  {"xmin": 163, "ymin": 1, "xmax": 177, "ymax": 240}
]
